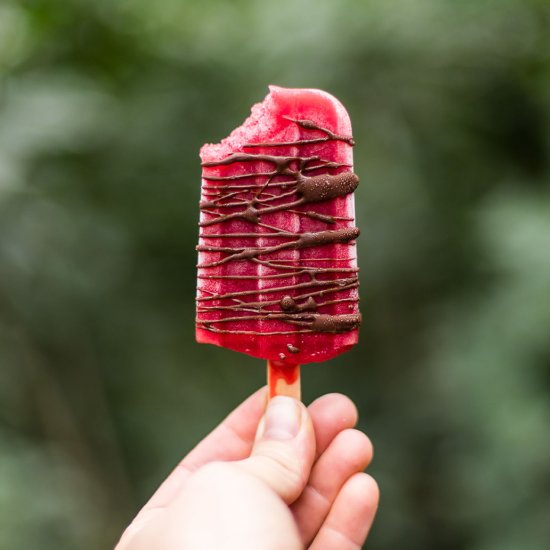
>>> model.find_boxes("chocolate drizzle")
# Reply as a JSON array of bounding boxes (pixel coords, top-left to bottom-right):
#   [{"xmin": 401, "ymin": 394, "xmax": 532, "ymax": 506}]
[
  {"xmin": 243, "ymin": 117, "xmax": 355, "ymax": 147},
  {"xmin": 197, "ymin": 228, "xmax": 359, "ymax": 268},
  {"xmin": 297, "ymin": 173, "xmax": 359, "ymax": 202},
  {"xmin": 196, "ymin": 116, "xmax": 360, "ymax": 343}
]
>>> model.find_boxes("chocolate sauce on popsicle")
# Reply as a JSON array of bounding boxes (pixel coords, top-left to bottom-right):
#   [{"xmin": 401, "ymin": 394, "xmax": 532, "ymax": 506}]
[{"xmin": 197, "ymin": 117, "xmax": 360, "ymax": 336}]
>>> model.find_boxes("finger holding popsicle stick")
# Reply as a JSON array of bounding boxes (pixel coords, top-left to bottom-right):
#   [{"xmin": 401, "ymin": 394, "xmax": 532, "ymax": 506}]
[{"xmin": 196, "ymin": 86, "xmax": 361, "ymax": 398}]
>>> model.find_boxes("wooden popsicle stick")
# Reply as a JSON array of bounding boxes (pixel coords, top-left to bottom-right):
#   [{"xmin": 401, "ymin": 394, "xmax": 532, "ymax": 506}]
[{"xmin": 267, "ymin": 360, "xmax": 301, "ymax": 401}]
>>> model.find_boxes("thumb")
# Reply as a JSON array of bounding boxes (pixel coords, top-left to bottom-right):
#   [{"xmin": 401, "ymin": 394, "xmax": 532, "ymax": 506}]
[{"xmin": 238, "ymin": 396, "xmax": 316, "ymax": 504}]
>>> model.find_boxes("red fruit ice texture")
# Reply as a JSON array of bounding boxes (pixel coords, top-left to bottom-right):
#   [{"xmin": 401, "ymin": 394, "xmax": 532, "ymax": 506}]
[{"xmin": 196, "ymin": 86, "xmax": 360, "ymax": 365}]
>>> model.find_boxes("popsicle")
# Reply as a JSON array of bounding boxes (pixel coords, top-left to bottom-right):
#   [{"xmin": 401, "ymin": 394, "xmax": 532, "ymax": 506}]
[{"xmin": 196, "ymin": 86, "xmax": 360, "ymax": 398}]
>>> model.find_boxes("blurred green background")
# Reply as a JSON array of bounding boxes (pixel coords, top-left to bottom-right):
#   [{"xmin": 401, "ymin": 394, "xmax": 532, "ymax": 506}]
[{"xmin": 1, "ymin": 0, "xmax": 549, "ymax": 548}]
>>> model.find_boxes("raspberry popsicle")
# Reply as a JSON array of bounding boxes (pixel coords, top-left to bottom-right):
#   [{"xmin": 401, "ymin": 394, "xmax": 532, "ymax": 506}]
[{"xmin": 196, "ymin": 86, "xmax": 360, "ymax": 398}]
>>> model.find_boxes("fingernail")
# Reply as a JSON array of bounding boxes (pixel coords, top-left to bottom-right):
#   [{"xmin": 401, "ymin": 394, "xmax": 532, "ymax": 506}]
[{"xmin": 261, "ymin": 396, "xmax": 302, "ymax": 440}]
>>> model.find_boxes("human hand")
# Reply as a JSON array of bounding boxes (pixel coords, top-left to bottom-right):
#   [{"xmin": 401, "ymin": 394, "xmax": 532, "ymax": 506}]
[{"xmin": 116, "ymin": 388, "xmax": 378, "ymax": 549}]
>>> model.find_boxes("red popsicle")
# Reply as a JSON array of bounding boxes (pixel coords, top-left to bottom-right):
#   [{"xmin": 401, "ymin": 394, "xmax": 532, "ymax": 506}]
[{"xmin": 196, "ymin": 86, "xmax": 360, "ymax": 398}]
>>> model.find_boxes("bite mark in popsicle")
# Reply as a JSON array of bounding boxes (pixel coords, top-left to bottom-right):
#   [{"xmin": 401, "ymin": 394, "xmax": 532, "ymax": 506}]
[{"xmin": 196, "ymin": 86, "xmax": 360, "ymax": 387}]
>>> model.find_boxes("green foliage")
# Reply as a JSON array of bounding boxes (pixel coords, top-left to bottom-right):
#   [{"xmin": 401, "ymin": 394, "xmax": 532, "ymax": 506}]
[{"xmin": 1, "ymin": 0, "xmax": 549, "ymax": 548}]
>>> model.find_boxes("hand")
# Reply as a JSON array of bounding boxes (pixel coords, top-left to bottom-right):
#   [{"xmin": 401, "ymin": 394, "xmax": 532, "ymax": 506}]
[{"xmin": 116, "ymin": 388, "xmax": 378, "ymax": 549}]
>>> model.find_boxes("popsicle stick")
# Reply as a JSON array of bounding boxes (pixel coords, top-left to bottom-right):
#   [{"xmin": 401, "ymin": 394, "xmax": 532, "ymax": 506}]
[{"xmin": 267, "ymin": 360, "xmax": 301, "ymax": 401}]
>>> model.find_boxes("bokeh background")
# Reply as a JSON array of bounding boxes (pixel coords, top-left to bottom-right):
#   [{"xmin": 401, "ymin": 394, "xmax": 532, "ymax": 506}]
[{"xmin": 1, "ymin": 0, "xmax": 549, "ymax": 548}]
